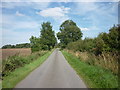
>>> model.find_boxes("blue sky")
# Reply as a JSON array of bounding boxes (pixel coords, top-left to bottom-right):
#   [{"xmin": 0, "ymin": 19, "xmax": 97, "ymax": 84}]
[{"xmin": 0, "ymin": 0, "xmax": 118, "ymax": 47}]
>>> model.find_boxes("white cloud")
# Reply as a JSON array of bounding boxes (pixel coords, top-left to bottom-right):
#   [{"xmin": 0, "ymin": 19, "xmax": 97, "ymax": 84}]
[
  {"xmin": 81, "ymin": 27, "xmax": 90, "ymax": 31},
  {"xmin": 16, "ymin": 11, "xmax": 25, "ymax": 16},
  {"xmin": 37, "ymin": 7, "xmax": 70, "ymax": 17},
  {"xmin": 36, "ymin": 7, "xmax": 70, "ymax": 22}
]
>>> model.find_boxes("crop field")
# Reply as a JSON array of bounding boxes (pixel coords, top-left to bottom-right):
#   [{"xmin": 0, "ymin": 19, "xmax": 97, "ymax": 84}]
[{"xmin": 1, "ymin": 48, "xmax": 31, "ymax": 60}]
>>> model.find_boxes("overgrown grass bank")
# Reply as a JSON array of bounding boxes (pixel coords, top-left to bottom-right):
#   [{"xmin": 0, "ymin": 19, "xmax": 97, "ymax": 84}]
[
  {"xmin": 2, "ymin": 50, "xmax": 49, "ymax": 77},
  {"xmin": 62, "ymin": 50, "xmax": 118, "ymax": 88},
  {"xmin": 2, "ymin": 51, "xmax": 52, "ymax": 88}
]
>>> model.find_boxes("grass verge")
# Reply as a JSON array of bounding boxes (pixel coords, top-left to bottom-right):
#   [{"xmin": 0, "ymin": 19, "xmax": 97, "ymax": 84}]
[
  {"xmin": 62, "ymin": 50, "xmax": 118, "ymax": 88},
  {"xmin": 2, "ymin": 51, "xmax": 52, "ymax": 88}
]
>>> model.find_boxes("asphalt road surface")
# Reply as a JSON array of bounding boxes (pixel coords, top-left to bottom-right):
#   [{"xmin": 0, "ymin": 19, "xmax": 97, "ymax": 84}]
[{"xmin": 15, "ymin": 49, "xmax": 87, "ymax": 88}]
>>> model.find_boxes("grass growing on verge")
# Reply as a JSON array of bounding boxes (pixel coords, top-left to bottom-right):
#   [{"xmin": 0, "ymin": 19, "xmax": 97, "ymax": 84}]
[
  {"xmin": 2, "ymin": 51, "xmax": 52, "ymax": 88},
  {"xmin": 62, "ymin": 50, "xmax": 118, "ymax": 88}
]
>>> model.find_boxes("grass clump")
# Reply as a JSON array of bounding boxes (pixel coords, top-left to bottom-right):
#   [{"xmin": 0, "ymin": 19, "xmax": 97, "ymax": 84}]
[
  {"xmin": 66, "ymin": 49, "xmax": 118, "ymax": 75},
  {"xmin": 62, "ymin": 50, "xmax": 118, "ymax": 88}
]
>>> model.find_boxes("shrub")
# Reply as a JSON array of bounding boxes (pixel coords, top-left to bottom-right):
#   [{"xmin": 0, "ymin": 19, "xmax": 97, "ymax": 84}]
[{"xmin": 2, "ymin": 51, "xmax": 47, "ymax": 78}]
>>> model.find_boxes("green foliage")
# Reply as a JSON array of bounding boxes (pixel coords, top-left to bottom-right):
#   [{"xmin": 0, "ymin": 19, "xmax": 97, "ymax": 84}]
[
  {"xmin": 2, "ymin": 43, "xmax": 30, "ymax": 49},
  {"xmin": 66, "ymin": 25, "xmax": 119, "ymax": 75},
  {"xmin": 57, "ymin": 20, "xmax": 83, "ymax": 48},
  {"xmin": 2, "ymin": 51, "xmax": 47, "ymax": 77},
  {"xmin": 2, "ymin": 45, "xmax": 15, "ymax": 49},
  {"xmin": 94, "ymin": 37, "xmax": 105, "ymax": 55},
  {"xmin": 2, "ymin": 51, "xmax": 52, "ymax": 88},
  {"xmin": 30, "ymin": 36, "xmax": 41, "ymax": 52},
  {"xmin": 66, "ymin": 25, "xmax": 120, "ymax": 55},
  {"xmin": 54, "ymin": 43, "xmax": 61, "ymax": 48},
  {"xmin": 40, "ymin": 22, "xmax": 57, "ymax": 50},
  {"xmin": 30, "ymin": 22, "xmax": 57, "ymax": 52},
  {"xmin": 62, "ymin": 50, "xmax": 118, "ymax": 88},
  {"xmin": 67, "ymin": 38, "xmax": 95, "ymax": 52}
]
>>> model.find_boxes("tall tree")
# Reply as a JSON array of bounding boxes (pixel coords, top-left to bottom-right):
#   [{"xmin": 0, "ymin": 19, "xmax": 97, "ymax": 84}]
[
  {"xmin": 40, "ymin": 22, "xmax": 57, "ymax": 50},
  {"xmin": 108, "ymin": 25, "xmax": 120, "ymax": 51},
  {"xmin": 57, "ymin": 20, "xmax": 83, "ymax": 48},
  {"xmin": 30, "ymin": 36, "xmax": 41, "ymax": 52}
]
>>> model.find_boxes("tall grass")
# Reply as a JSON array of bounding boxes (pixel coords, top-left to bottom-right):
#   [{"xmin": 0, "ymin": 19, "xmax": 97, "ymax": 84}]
[
  {"xmin": 2, "ymin": 51, "xmax": 47, "ymax": 78},
  {"xmin": 66, "ymin": 49, "xmax": 118, "ymax": 75},
  {"xmin": 62, "ymin": 50, "xmax": 118, "ymax": 88}
]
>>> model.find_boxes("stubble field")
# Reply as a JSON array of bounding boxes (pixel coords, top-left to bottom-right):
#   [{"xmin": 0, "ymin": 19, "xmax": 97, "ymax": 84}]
[{"xmin": 0, "ymin": 48, "xmax": 31, "ymax": 60}]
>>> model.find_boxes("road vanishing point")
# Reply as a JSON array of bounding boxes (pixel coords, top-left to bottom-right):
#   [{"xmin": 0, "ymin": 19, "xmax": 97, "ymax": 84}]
[{"xmin": 15, "ymin": 49, "xmax": 87, "ymax": 88}]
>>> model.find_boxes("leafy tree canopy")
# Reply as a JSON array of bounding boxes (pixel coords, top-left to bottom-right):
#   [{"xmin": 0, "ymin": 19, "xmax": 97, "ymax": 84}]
[
  {"xmin": 57, "ymin": 20, "xmax": 83, "ymax": 48},
  {"xmin": 40, "ymin": 22, "xmax": 57, "ymax": 50},
  {"xmin": 30, "ymin": 22, "xmax": 57, "ymax": 52}
]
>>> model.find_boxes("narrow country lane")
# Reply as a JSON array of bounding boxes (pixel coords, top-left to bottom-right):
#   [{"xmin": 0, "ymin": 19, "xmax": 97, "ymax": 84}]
[{"xmin": 15, "ymin": 49, "xmax": 87, "ymax": 88}]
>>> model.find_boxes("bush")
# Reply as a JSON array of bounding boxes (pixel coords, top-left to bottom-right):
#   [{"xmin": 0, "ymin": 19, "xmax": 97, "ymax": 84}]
[
  {"xmin": 67, "ymin": 38, "xmax": 95, "ymax": 52},
  {"xmin": 2, "ymin": 55, "xmax": 25, "ymax": 76},
  {"xmin": 2, "ymin": 51, "xmax": 47, "ymax": 77}
]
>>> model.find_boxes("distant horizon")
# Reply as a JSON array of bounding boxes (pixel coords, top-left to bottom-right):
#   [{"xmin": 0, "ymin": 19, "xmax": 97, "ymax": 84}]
[{"xmin": 1, "ymin": 1, "xmax": 118, "ymax": 47}]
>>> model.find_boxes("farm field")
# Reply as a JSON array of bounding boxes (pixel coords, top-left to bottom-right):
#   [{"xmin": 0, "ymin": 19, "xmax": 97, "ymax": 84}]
[{"xmin": 1, "ymin": 48, "xmax": 31, "ymax": 60}]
